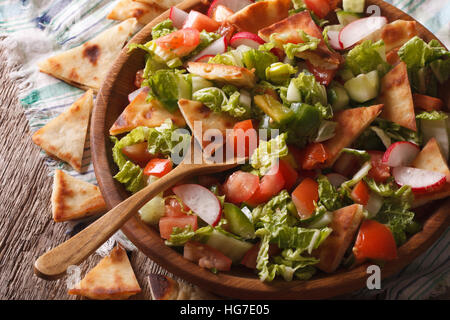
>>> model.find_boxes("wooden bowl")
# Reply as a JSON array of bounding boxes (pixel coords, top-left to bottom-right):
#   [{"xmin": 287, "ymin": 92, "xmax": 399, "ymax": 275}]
[{"xmin": 91, "ymin": 0, "xmax": 450, "ymax": 299}]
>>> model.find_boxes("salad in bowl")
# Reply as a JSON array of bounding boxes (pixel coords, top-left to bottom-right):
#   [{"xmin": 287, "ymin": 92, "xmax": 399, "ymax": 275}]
[{"xmin": 106, "ymin": 0, "xmax": 450, "ymax": 283}]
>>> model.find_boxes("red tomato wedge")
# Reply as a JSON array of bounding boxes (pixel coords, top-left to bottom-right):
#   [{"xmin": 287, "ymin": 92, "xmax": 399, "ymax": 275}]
[
  {"xmin": 159, "ymin": 215, "xmax": 198, "ymax": 239},
  {"xmin": 182, "ymin": 10, "xmax": 220, "ymax": 32},
  {"xmin": 223, "ymin": 171, "xmax": 260, "ymax": 204},
  {"xmin": 227, "ymin": 120, "xmax": 258, "ymax": 157},
  {"xmin": 367, "ymin": 151, "xmax": 390, "ymax": 183},
  {"xmin": 155, "ymin": 28, "xmax": 200, "ymax": 57},
  {"xmin": 304, "ymin": 0, "xmax": 331, "ymax": 19},
  {"xmin": 143, "ymin": 158, "xmax": 172, "ymax": 177},
  {"xmin": 184, "ymin": 241, "xmax": 232, "ymax": 271},
  {"xmin": 121, "ymin": 142, "xmax": 155, "ymax": 168},
  {"xmin": 164, "ymin": 198, "xmax": 188, "ymax": 217},
  {"xmin": 241, "ymin": 243, "xmax": 281, "ymax": 269},
  {"xmin": 353, "ymin": 220, "xmax": 398, "ymax": 261},
  {"xmin": 351, "ymin": 180, "xmax": 370, "ymax": 205},
  {"xmin": 412, "ymin": 93, "xmax": 443, "ymax": 111},
  {"xmin": 246, "ymin": 165, "xmax": 286, "ymax": 206},
  {"xmin": 292, "ymin": 177, "xmax": 318, "ymax": 219},
  {"xmin": 278, "ymin": 159, "xmax": 299, "ymax": 190},
  {"xmin": 306, "ymin": 61, "xmax": 337, "ymax": 86},
  {"xmin": 302, "ymin": 142, "xmax": 328, "ymax": 170}
]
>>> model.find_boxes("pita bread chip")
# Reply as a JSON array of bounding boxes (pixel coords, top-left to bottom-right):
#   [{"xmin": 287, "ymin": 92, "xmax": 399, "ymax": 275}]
[
  {"xmin": 178, "ymin": 99, "xmax": 237, "ymax": 150},
  {"xmin": 68, "ymin": 245, "xmax": 141, "ymax": 300},
  {"xmin": 313, "ymin": 204, "xmax": 364, "ymax": 273},
  {"xmin": 322, "ymin": 104, "xmax": 384, "ymax": 167},
  {"xmin": 148, "ymin": 274, "xmax": 219, "ymax": 300},
  {"xmin": 259, "ymin": 11, "xmax": 341, "ymax": 69},
  {"xmin": 37, "ymin": 18, "xmax": 138, "ymax": 92},
  {"xmin": 135, "ymin": 0, "xmax": 182, "ymax": 10},
  {"xmin": 412, "ymin": 137, "xmax": 450, "ymax": 181},
  {"xmin": 378, "ymin": 62, "xmax": 417, "ymax": 131},
  {"xmin": 109, "ymin": 87, "xmax": 186, "ymax": 135},
  {"xmin": 51, "ymin": 170, "xmax": 106, "ymax": 222},
  {"xmin": 362, "ymin": 20, "xmax": 418, "ymax": 52},
  {"xmin": 32, "ymin": 89, "xmax": 94, "ymax": 172},
  {"xmin": 412, "ymin": 183, "xmax": 450, "ymax": 208},
  {"xmin": 107, "ymin": 0, "xmax": 165, "ymax": 25},
  {"xmin": 187, "ymin": 62, "xmax": 256, "ymax": 88},
  {"xmin": 226, "ymin": 0, "xmax": 292, "ymax": 34}
]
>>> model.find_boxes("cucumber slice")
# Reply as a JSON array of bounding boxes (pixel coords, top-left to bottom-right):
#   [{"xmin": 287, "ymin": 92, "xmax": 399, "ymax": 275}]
[
  {"xmin": 223, "ymin": 203, "xmax": 255, "ymax": 239},
  {"xmin": 420, "ymin": 118, "xmax": 450, "ymax": 160},
  {"xmin": 191, "ymin": 76, "xmax": 213, "ymax": 93},
  {"xmin": 343, "ymin": 0, "xmax": 365, "ymax": 13},
  {"xmin": 336, "ymin": 10, "xmax": 363, "ymax": 25},
  {"xmin": 254, "ymin": 94, "xmax": 294, "ymax": 124},
  {"xmin": 139, "ymin": 193, "xmax": 165, "ymax": 225},
  {"xmin": 205, "ymin": 230, "xmax": 253, "ymax": 263},
  {"xmin": 287, "ymin": 79, "xmax": 301, "ymax": 102},
  {"xmin": 338, "ymin": 68, "xmax": 355, "ymax": 82},
  {"xmin": 344, "ymin": 70, "xmax": 379, "ymax": 103},
  {"xmin": 328, "ymin": 82, "xmax": 349, "ymax": 111}
]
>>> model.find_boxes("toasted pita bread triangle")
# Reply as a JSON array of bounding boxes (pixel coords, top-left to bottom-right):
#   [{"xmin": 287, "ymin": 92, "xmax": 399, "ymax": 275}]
[
  {"xmin": 226, "ymin": 0, "xmax": 292, "ymax": 34},
  {"xmin": 135, "ymin": 0, "xmax": 182, "ymax": 10},
  {"xmin": 361, "ymin": 20, "xmax": 418, "ymax": 52},
  {"xmin": 313, "ymin": 204, "xmax": 364, "ymax": 273},
  {"xmin": 68, "ymin": 245, "xmax": 141, "ymax": 300},
  {"xmin": 412, "ymin": 138, "xmax": 450, "ymax": 180},
  {"xmin": 322, "ymin": 104, "xmax": 384, "ymax": 167},
  {"xmin": 148, "ymin": 274, "xmax": 219, "ymax": 300},
  {"xmin": 178, "ymin": 99, "xmax": 237, "ymax": 149},
  {"xmin": 259, "ymin": 11, "xmax": 341, "ymax": 69},
  {"xmin": 51, "ymin": 170, "xmax": 106, "ymax": 222},
  {"xmin": 32, "ymin": 90, "xmax": 94, "ymax": 172},
  {"xmin": 187, "ymin": 62, "xmax": 256, "ymax": 88},
  {"xmin": 109, "ymin": 88, "xmax": 186, "ymax": 135},
  {"xmin": 378, "ymin": 62, "xmax": 417, "ymax": 131},
  {"xmin": 38, "ymin": 18, "xmax": 138, "ymax": 92},
  {"xmin": 107, "ymin": 0, "xmax": 165, "ymax": 25}
]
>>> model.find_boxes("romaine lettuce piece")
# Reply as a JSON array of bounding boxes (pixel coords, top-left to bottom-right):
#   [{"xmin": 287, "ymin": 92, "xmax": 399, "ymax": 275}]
[
  {"xmin": 283, "ymin": 31, "xmax": 320, "ymax": 59},
  {"xmin": 398, "ymin": 36, "xmax": 450, "ymax": 70},
  {"xmin": 241, "ymin": 48, "xmax": 278, "ymax": 80},
  {"xmin": 151, "ymin": 19, "xmax": 176, "ymax": 40},
  {"xmin": 250, "ymin": 133, "xmax": 289, "ymax": 175},
  {"xmin": 345, "ymin": 40, "xmax": 391, "ymax": 76}
]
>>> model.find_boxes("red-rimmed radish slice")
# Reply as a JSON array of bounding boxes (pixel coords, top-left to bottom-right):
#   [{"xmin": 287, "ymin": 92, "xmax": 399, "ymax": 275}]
[
  {"xmin": 189, "ymin": 36, "xmax": 227, "ymax": 62},
  {"xmin": 173, "ymin": 184, "xmax": 222, "ymax": 226},
  {"xmin": 207, "ymin": 0, "xmax": 253, "ymax": 17},
  {"xmin": 339, "ymin": 16, "xmax": 388, "ymax": 49},
  {"xmin": 194, "ymin": 54, "xmax": 215, "ymax": 63},
  {"xmin": 128, "ymin": 87, "xmax": 146, "ymax": 102},
  {"xmin": 230, "ymin": 32, "xmax": 264, "ymax": 49},
  {"xmin": 327, "ymin": 30, "xmax": 343, "ymax": 50},
  {"xmin": 169, "ymin": 7, "xmax": 188, "ymax": 29},
  {"xmin": 392, "ymin": 166, "xmax": 446, "ymax": 193},
  {"xmin": 382, "ymin": 141, "xmax": 420, "ymax": 167},
  {"xmin": 326, "ymin": 173, "xmax": 347, "ymax": 188}
]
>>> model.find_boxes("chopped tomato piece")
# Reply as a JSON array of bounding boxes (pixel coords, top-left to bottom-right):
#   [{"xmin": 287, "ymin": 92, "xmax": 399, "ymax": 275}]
[
  {"xmin": 246, "ymin": 165, "xmax": 286, "ymax": 206},
  {"xmin": 223, "ymin": 171, "xmax": 260, "ymax": 204},
  {"xmin": 351, "ymin": 180, "xmax": 370, "ymax": 205},
  {"xmin": 412, "ymin": 93, "xmax": 443, "ymax": 111},
  {"xmin": 306, "ymin": 61, "xmax": 337, "ymax": 86},
  {"xmin": 182, "ymin": 10, "xmax": 220, "ymax": 32},
  {"xmin": 211, "ymin": 4, "xmax": 234, "ymax": 22},
  {"xmin": 227, "ymin": 120, "xmax": 258, "ymax": 157},
  {"xmin": 184, "ymin": 241, "xmax": 232, "ymax": 271},
  {"xmin": 302, "ymin": 143, "xmax": 328, "ymax": 170},
  {"xmin": 155, "ymin": 28, "xmax": 200, "ymax": 57},
  {"xmin": 291, "ymin": 177, "xmax": 319, "ymax": 219},
  {"xmin": 121, "ymin": 142, "xmax": 155, "ymax": 168},
  {"xmin": 241, "ymin": 243, "xmax": 281, "ymax": 269},
  {"xmin": 159, "ymin": 215, "xmax": 198, "ymax": 239},
  {"xmin": 164, "ymin": 198, "xmax": 188, "ymax": 217},
  {"xmin": 143, "ymin": 158, "xmax": 172, "ymax": 177},
  {"xmin": 278, "ymin": 159, "xmax": 299, "ymax": 190},
  {"xmin": 353, "ymin": 220, "xmax": 398, "ymax": 261},
  {"xmin": 367, "ymin": 151, "xmax": 390, "ymax": 183},
  {"xmin": 304, "ymin": 0, "xmax": 331, "ymax": 19}
]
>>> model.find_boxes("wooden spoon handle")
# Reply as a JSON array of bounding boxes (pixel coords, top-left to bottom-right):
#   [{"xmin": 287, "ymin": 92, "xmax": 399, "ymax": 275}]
[{"xmin": 34, "ymin": 163, "xmax": 191, "ymax": 280}]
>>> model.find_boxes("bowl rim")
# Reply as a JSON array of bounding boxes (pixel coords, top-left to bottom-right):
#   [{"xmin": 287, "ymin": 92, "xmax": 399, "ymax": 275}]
[{"xmin": 91, "ymin": 0, "xmax": 450, "ymax": 299}]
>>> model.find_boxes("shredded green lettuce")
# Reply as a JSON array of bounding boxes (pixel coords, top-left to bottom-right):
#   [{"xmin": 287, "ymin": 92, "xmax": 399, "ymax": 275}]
[
  {"xmin": 345, "ymin": 40, "xmax": 391, "ymax": 77},
  {"xmin": 241, "ymin": 48, "xmax": 278, "ymax": 80},
  {"xmin": 372, "ymin": 118, "xmax": 422, "ymax": 146},
  {"xmin": 289, "ymin": 72, "xmax": 328, "ymax": 106},
  {"xmin": 416, "ymin": 110, "xmax": 448, "ymax": 120},
  {"xmin": 283, "ymin": 31, "xmax": 320, "ymax": 59},
  {"xmin": 250, "ymin": 133, "xmax": 289, "ymax": 175},
  {"xmin": 165, "ymin": 225, "xmax": 213, "ymax": 246},
  {"xmin": 151, "ymin": 19, "xmax": 176, "ymax": 40},
  {"xmin": 398, "ymin": 36, "xmax": 450, "ymax": 70}
]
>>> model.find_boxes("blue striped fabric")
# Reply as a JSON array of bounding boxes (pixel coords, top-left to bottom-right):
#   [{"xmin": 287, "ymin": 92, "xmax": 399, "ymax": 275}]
[{"xmin": 0, "ymin": 0, "xmax": 448, "ymax": 299}]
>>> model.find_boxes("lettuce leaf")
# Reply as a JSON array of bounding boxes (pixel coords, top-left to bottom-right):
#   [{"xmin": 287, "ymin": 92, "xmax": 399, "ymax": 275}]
[
  {"xmin": 372, "ymin": 118, "xmax": 422, "ymax": 146},
  {"xmin": 345, "ymin": 40, "xmax": 391, "ymax": 76},
  {"xmin": 289, "ymin": 72, "xmax": 328, "ymax": 106},
  {"xmin": 242, "ymin": 48, "xmax": 278, "ymax": 80},
  {"xmin": 398, "ymin": 36, "xmax": 450, "ymax": 70},
  {"xmin": 416, "ymin": 110, "xmax": 448, "ymax": 120},
  {"xmin": 283, "ymin": 31, "xmax": 320, "ymax": 59},
  {"xmin": 165, "ymin": 225, "xmax": 213, "ymax": 246},
  {"xmin": 250, "ymin": 133, "xmax": 289, "ymax": 175},
  {"xmin": 151, "ymin": 19, "xmax": 176, "ymax": 40}
]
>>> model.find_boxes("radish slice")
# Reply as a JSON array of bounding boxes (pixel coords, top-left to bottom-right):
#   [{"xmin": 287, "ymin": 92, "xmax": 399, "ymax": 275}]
[
  {"xmin": 382, "ymin": 141, "xmax": 420, "ymax": 167},
  {"xmin": 326, "ymin": 173, "xmax": 348, "ymax": 188},
  {"xmin": 230, "ymin": 32, "xmax": 264, "ymax": 49},
  {"xmin": 169, "ymin": 7, "xmax": 188, "ymax": 29},
  {"xmin": 339, "ymin": 16, "xmax": 388, "ymax": 49},
  {"xmin": 327, "ymin": 30, "xmax": 343, "ymax": 50},
  {"xmin": 392, "ymin": 166, "xmax": 446, "ymax": 193},
  {"xmin": 128, "ymin": 87, "xmax": 146, "ymax": 102},
  {"xmin": 194, "ymin": 54, "xmax": 215, "ymax": 63},
  {"xmin": 207, "ymin": 0, "xmax": 253, "ymax": 17},
  {"xmin": 173, "ymin": 184, "xmax": 222, "ymax": 226},
  {"xmin": 189, "ymin": 36, "xmax": 227, "ymax": 62}
]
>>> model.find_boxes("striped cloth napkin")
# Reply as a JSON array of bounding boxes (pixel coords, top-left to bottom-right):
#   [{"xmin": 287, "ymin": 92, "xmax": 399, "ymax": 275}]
[{"xmin": 0, "ymin": 0, "xmax": 448, "ymax": 299}]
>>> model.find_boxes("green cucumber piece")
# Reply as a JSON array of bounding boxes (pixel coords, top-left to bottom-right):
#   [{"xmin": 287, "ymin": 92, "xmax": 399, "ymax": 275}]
[
  {"xmin": 223, "ymin": 203, "xmax": 255, "ymax": 239},
  {"xmin": 344, "ymin": 70, "xmax": 379, "ymax": 103},
  {"xmin": 328, "ymin": 82, "xmax": 349, "ymax": 111},
  {"xmin": 336, "ymin": 10, "xmax": 363, "ymax": 25},
  {"xmin": 176, "ymin": 75, "xmax": 192, "ymax": 100},
  {"xmin": 139, "ymin": 193, "xmax": 165, "ymax": 225},
  {"xmin": 205, "ymin": 230, "xmax": 253, "ymax": 263},
  {"xmin": 254, "ymin": 94, "xmax": 294, "ymax": 124},
  {"xmin": 343, "ymin": 0, "xmax": 365, "ymax": 13}
]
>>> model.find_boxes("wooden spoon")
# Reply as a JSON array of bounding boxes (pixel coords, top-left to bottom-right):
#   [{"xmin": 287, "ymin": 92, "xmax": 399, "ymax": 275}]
[{"xmin": 34, "ymin": 142, "xmax": 241, "ymax": 280}]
